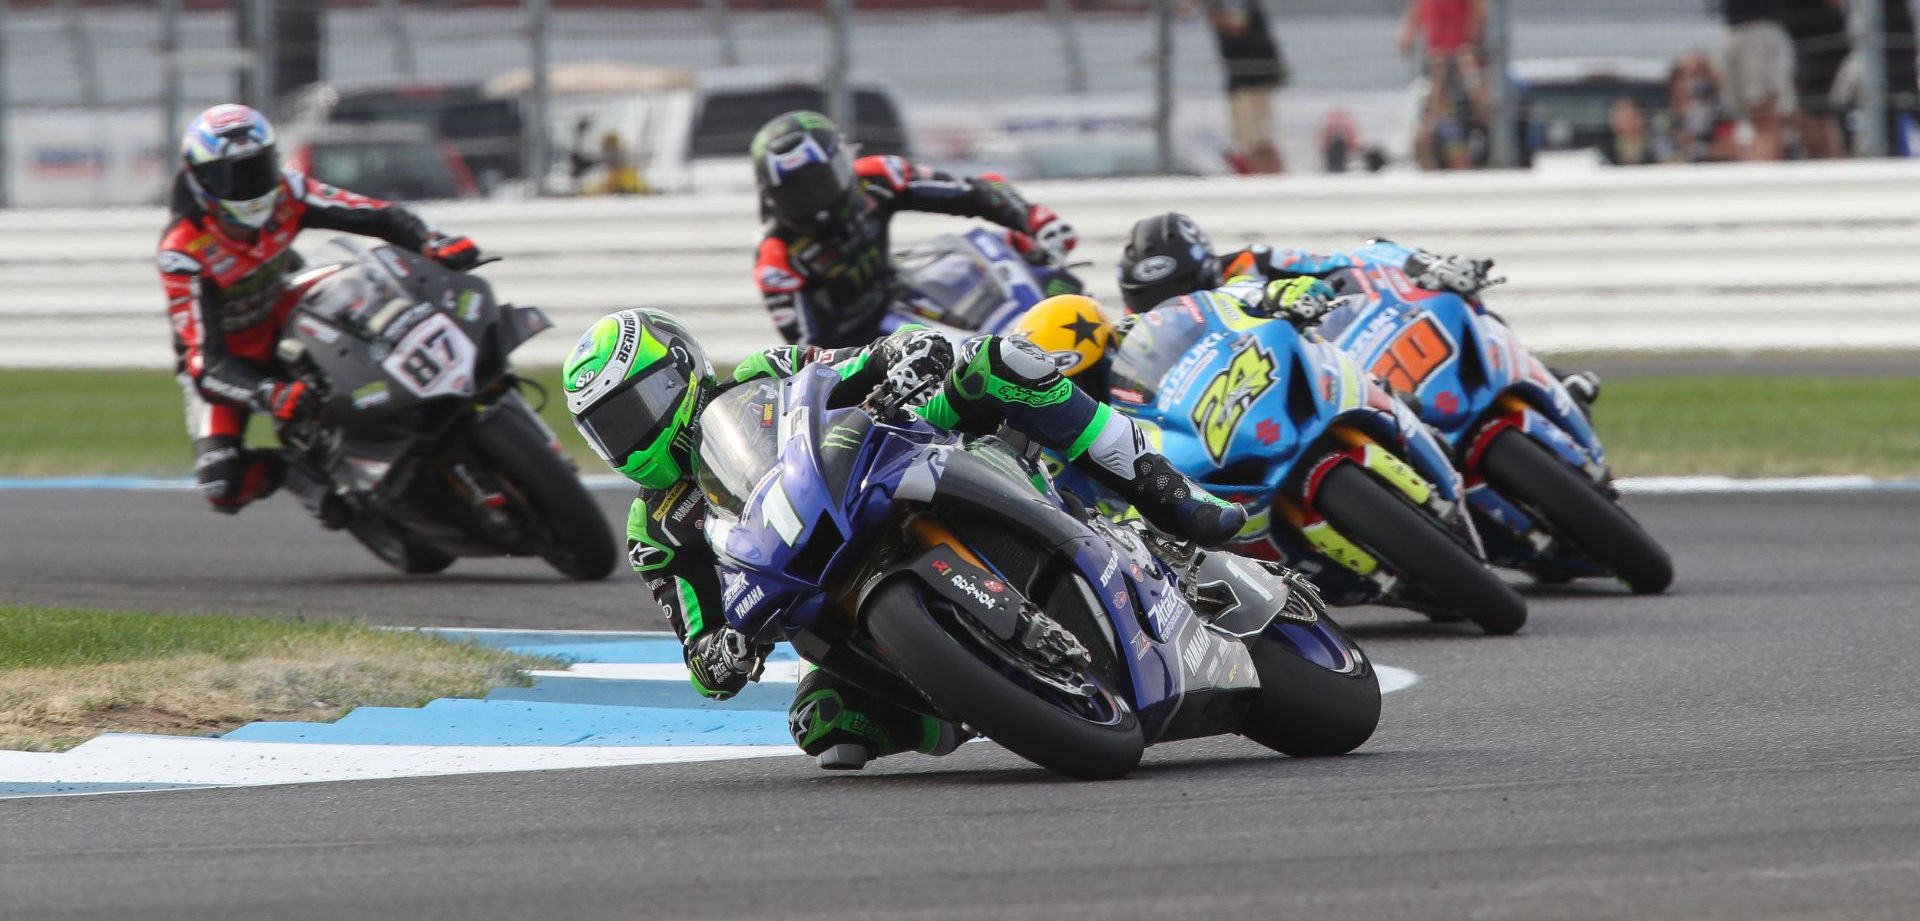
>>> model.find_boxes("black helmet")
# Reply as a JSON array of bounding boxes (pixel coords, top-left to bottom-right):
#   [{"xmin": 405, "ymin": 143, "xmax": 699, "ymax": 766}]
[
  {"xmin": 1116, "ymin": 211, "xmax": 1220, "ymax": 313},
  {"xmin": 751, "ymin": 110, "xmax": 856, "ymax": 227}
]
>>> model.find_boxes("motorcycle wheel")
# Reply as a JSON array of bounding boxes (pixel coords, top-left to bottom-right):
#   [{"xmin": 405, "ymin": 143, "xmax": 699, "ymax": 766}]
[
  {"xmin": 467, "ymin": 408, "xmax": 618, "ymax": 581},
  {"xmin": 865, "ymin": 578, "xmax": 1144, "ymax": 780},
  {"xmin": 347, "ymin": 515, "xmax": 456, "ymax": 575},
  {"xmin": 1314, "ymin": 461, "xmax": 1528, "ymax": 635},
  {"xmin": 1478, "ymin": 429, "xmax": 1674, "ymax": 595},
  {"xmin": 1240, "ymin": 625, "xmax": 1381, "ymax": 757}
]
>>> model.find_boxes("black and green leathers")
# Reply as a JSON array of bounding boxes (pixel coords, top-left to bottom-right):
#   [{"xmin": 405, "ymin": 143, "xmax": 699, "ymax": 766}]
[{"xmin": 622, "ymin": 326, "xmax": 1244, "ymax": 765}]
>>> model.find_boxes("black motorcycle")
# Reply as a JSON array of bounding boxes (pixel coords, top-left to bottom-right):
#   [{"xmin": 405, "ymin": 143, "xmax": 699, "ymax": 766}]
[{"xmin": 273, "ymin": 238, "xmax": 616, "ymax": 580}]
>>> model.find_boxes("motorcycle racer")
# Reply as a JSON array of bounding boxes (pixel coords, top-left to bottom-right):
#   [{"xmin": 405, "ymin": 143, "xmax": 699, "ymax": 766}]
[
  {"xmin": 562, "ymin": 309, "xmax": 1244, "ymax": 769},
  {"xmin": 1112, "ymin": 211, "xmax": 1601, "ymax": 407},
  {"xmin": 159, "ymin": 104, "xmax": 482, "ymax": 516},
  {"xmin": 752, "ymin": 110, "xmax": 1079, "ymax": 348}
]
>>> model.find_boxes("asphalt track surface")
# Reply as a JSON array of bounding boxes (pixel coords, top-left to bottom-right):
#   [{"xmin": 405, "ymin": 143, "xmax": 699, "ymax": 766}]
[{"xmin": 3, "ymin": 489, "xmax": 1919, "ymax": 921}]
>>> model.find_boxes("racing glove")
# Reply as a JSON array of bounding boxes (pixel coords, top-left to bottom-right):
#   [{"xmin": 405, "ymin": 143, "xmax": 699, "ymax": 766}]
[
  {"xmin": 687, "ymin": 628, "xmax": 771, "ymax": 700},
  {"xmin": 424, "ymin": 233, "xmax": 482, "ymax": 271},
  {"xmin": 1407, "ymin": 251, "xmax": 1502, "ymax": 296},
  {"xmin": 1024, "ymin": 204, "xmax": 1078, "ymax": 263},
  {"xmin": 252, "ymin": 379, "xmax": 316, "ymax": 423},
  {"xmin": 1262, "ymin": 277, "xmax": 1336, "ymax": 326},
  {"xmin": 876, "ymin": 327, "xmax": 956, "ymax": 404}
]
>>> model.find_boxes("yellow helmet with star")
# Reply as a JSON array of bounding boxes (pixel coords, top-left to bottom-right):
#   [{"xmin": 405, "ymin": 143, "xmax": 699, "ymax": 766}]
[{"xmin": 1012, "ymin": 294, "xmax": 1114, "ymax": 378}]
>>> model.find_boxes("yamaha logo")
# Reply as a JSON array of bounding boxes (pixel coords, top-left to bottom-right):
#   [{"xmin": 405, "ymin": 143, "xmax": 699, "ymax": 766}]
[{"xmin": 1132, "ymin": 255, "xmax": 1178, "ymax": 282}]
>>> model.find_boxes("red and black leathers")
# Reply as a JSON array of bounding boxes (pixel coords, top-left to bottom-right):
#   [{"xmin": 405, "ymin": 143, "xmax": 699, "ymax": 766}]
[
  {"xmin": 158, "ymin": 169, "xmax": 447, "ymax": 512},
  {"xmin": 754, "ymin": 155, "xmax": 1066, "ymax": 348}
]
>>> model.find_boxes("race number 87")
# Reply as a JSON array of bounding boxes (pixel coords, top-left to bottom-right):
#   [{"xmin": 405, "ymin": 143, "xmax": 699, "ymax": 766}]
[{"xmin": 399, "ymin": 329, "xmax": 456, "ymax": 388}]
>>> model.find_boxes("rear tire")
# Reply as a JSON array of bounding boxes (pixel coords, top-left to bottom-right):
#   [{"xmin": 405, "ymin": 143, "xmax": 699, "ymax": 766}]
[
  {"xmin": 1240, "ymin": 630, "xmax": 1381, "ymax": 756},
  {"xmin": 1479, "ymin": 429, "xmax": 1673, "ymax": 595},
  {"xmin": 865, "ymin": 579, "xmax": 1143, "ymax": 780},
  {"xmin": 468, "ymin": 407, "xmax": 618, "ymax": 581},
  {"xmin": 346, "ymin": 516, "xmax": 456, "ymax": 575},
  {"xmin": 1315, "ymin": 462, "xmax": 1527, "ymax": 635}
]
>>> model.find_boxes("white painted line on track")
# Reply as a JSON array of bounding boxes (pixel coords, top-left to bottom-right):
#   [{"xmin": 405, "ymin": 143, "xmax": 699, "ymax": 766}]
[
  {"xmin": 530, "ymin": 661, "xmax": 808, "ymax": 683},
  {"xmin": 0, "ymin": 736, "xmax": 796, "ymax": 798}
]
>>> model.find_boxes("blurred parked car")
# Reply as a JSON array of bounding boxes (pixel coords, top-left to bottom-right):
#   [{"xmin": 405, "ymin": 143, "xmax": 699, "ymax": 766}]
[
  {"xmin": 284, "ymin": 83, "xmax": 523, "ymax": 190},
  {"xmin": 1514, "ymin": 58, "xmax": 1671, "ymax": 163},
  {"xmin": 284, "ymin": 123, "xmax": 479, "ymax": 202},
  {"xmin": 484, "ymin": 62, "xmax": 909, "ymax": 194}
]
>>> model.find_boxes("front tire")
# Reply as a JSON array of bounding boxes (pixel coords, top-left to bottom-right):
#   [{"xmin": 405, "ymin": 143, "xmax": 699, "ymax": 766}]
[
  {"xmin": 865, "ymin": 579, "xmax": 1143, "ymax": 780},
  {"xmin": 467, "ymin": 407, "xmax": 618, "ymax": 581},
  {"xmin": 1240, "ymin": 629, "xmax": 1381, "ymax": 756},
  {"xmin": 1314, "ymin": 461, "xmax": 1528, "ymax": 635},
  {"xmin": 1478, "ymin": 429, "xmax": 1673, "ymax": 594}
]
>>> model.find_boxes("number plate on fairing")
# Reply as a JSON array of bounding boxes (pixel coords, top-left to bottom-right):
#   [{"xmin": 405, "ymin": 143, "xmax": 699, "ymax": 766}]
[{"xmin": 381, "ymin": 313, "xmax": 477, "ymax": 399}]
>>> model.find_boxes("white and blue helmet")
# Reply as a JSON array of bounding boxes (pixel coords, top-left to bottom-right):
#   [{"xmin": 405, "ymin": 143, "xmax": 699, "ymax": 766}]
[{"xmin": 181, "ymin": 104, "xmax": 283, "ymax": 229}]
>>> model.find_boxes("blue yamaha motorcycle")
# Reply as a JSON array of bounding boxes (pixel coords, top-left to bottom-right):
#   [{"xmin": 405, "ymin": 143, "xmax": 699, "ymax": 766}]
[
  {"xmin": 1315, "ymin": 241, "xmax": 1672, "ymax": 594},
  {"xmin": 1107, "ymin": 290, "xmax": 1527, "ymax": 635},
  {"xmin": 693, "ymin": 363, "xmax": 1379, "ymax": 779},
  {"xmin": 889, "ymin": 227, "xmax": 1084, "ymax": 337}
]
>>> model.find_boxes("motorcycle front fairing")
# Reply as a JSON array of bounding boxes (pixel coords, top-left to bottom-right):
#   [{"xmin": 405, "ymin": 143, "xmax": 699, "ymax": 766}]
[
  {"xmin": 1110, "ymin": 299, "xmax": 1469, "ymax": 602},
  {"xmin": 891, "ymin": 228, "xmax": 1051, "ymax": 336},
  {"xmin": 1320, "ymin": 259, "xmax": 1612, "ymax": 570},
  {"xmin": 284, "ymin": 239, "xmax": 549, "ymax": 499}
]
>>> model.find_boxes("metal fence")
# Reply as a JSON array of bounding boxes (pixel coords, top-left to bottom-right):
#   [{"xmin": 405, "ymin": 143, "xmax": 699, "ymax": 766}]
[{"xmin": 1, "ymin": 0, "xmax": 1916, "ymax": 208}]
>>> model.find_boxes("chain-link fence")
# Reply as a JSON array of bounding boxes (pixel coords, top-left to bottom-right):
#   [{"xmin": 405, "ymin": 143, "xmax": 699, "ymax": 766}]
[{"xmin": 1, "ymin": 0, "xmax": 1916, "ymax": 207}]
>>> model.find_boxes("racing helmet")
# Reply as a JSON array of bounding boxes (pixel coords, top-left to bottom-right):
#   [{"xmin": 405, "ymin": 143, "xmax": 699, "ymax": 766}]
[
  {"xmin": 1115, "ymin": 211, "xmax": 1221, "ymax": 314},
  {"xmin": 563, "ymin": 309, "xmax": 717, "ymax": 489},
  {"xmin": 751, "ymin": 111, "xmax": 857, "ymax": 227},
  {"xmin": 180, "ymin": 104, "xmax": 284, "ymax": 230},
  {"xmin": 1013, "ymin": 294, "xmax": 1116, "ymax": 379}
]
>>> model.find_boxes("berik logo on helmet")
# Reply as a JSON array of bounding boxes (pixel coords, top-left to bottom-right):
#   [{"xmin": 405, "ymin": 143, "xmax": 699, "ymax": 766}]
[{"xmin": 1132, "ymin": 255, "xmax": 1178, "ymax": 282}]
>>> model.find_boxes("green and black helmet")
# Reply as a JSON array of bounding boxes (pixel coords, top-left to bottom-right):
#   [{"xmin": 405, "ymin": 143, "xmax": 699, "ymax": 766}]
[
  {"xmin": 751, "ymin": 110, "xmax": 856, "ymax": 227},
  {"xmin": 562, "ymin": 309, "xmax": 715, "ymax": 489}
]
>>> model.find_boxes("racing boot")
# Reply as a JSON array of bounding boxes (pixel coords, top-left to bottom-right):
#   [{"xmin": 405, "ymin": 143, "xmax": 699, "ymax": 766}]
[
  {"xmin": 789, "ymin": 668, "xmax": 967, "ymax": 771},
  {"xmin": 1070, "ymin": 408, "xmax": 1246, "ymax": 547},
  {"xmin": 282, "ymin": 462, "xmax": 350, "ymax": 530},
  {"xmin": 1548, "ymin": 366, "xmax": 1602, "ymax": 420}
]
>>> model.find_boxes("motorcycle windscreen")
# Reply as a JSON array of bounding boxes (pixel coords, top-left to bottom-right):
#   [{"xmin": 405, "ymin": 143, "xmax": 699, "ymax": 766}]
[
  {"xmin": 572, "ymin": 363, "xmax": 690, "ymax": 467},
  {"xmin": 1106, "ymin": 302, "xmax": 1216, "ymax": 405},
  {"xmin": 896, "ymin": 248, "xmax": 1007, "ymax": 329},
  {"xmin": 694, "ymin": 380, "xmax": 782, "ymax": 516}
]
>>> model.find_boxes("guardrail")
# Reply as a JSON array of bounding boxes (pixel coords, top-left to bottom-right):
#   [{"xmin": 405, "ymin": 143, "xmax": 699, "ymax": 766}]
[{"xmin": 4, "ymin": 159, "xmax": 1917, "ymax": 370}]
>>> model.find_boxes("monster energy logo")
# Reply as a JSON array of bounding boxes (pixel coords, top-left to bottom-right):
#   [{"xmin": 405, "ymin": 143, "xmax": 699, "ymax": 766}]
[{"xmin": 822, "ymin": 424, "xmax": 864, "ymax": 449}]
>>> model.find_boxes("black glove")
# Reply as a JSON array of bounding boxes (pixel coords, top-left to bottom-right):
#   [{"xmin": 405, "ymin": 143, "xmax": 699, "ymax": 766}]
[
  {"xmin": 253, "ymin": 378, "xmax": 316, "ymax": 423},
  {"xmin": 1407, "ymin": 251, "xmax": 1501, "ymax": 296},
  {"xmin": 877, "ymin": 328, "xmax": 956, "ymax": 404},
  {"xmin": 686, "ymin": 628, "xmax": 769, "ymax": 700},
  {"xmin": 424, "ymin": 233, "xmax": 482, "ymax": 271}
]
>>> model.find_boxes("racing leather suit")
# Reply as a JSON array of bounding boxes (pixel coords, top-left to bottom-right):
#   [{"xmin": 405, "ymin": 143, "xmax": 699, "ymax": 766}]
[
  {"xmin": 754, "ymin": 155, "xmax": 1067, "ymax": 348},
  {"xmin": 158, "ymin": 170, "xmax": 445, "ymax": 512},
  {"xmin": 626, "ymin": 330, "xmax": 1225, "ymax": 761}
]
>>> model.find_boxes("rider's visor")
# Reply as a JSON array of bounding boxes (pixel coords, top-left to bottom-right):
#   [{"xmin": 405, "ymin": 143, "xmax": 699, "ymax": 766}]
[
  {"xmin": 571, "ymin": 362, "xmax": 691, "ymax": 465},
  {"xmin": 191, "ymin": 148, "xmax": 282, "ymax": 201},
  {"xmin": 766, "ymin": 143, "xmax": 854, "ymax": 224}
]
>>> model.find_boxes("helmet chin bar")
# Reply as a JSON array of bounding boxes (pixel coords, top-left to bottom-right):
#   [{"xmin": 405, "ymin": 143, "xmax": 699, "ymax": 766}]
[{"xmin": 219, "ymin": 188, "xmax": 281, "ymax": 229}]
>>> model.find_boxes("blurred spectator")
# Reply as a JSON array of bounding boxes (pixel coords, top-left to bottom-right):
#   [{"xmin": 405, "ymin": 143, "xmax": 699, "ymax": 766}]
[
  {"xmin": 1832, "ymin": 0, "xmax": 1920, "ymax": 154},
  {"xmin": 1203, "ymin": 0, "xmax": 1288, "ymax": 174},
  {"xmin": 567, "ymin": 117, "xmax": 646, "ymax": 196},
  {"xmin": 1721, "ymin": 0, "xmax": 1796, "ymax": 159},
  {"xmin": 1788, "ymin": 0, "xmax": 1850, "ymax": 158},
  {"xmin": 1605, "ymin": 97, "xmax": 1660, "ymax": 165},
  {"xmin": 1670, "ymin": 50, "xmax": 1741, "ymax": 161},
  {"xmin": 1398, "ymin": 0, "xmax": 1489, "ymax": 170}
]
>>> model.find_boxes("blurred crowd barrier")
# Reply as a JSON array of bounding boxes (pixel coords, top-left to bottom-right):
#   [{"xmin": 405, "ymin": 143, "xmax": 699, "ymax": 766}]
[
  {"xmin": 0, "ymin": 1, "xmax": 1916, "ymax": 209},
  {"xmin": 5, "ymin": 159, "xmax": 1918, "ymax": 369}
]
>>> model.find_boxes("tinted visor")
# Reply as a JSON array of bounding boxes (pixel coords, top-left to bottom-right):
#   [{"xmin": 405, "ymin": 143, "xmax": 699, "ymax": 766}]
[
  {"xmin": 767, "ymin": 147, "xmax": 855, "ymax": 224},
  {"xmin": 191, "ymin": 149, "xmax": 281, "ymax": 200},
  {"xmin": 572, "ymin": 362, "xmax": 691, "ymax": 465}
]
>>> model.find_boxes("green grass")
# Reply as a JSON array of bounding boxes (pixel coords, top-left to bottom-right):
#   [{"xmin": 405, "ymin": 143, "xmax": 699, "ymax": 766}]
[
  {"xmin": 3, "ymin": 367, "xmax": 1917, "ymax": 479},
  {"xmin": 1594, "ymin": 377, "xmax": 1920, "ymax": 478},
  {"xmin": 0, "ymin": 367, "xmax": 597, "ymax": 476},
  {"xmin": 0, "ymin": 604, "xmax": 560, "ymax": 751}
]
